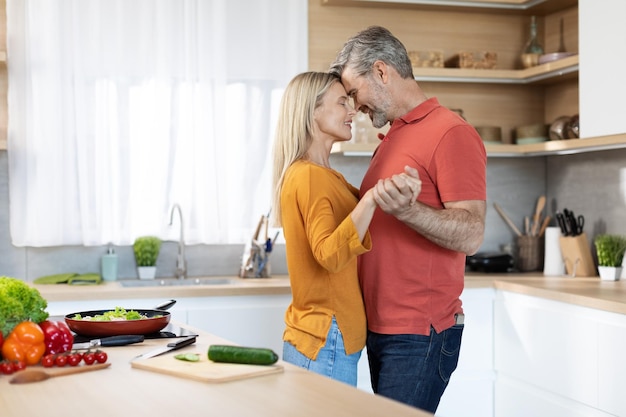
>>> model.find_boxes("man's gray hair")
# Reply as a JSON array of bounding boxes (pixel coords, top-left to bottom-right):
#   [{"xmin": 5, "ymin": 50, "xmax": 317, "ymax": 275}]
[{"xmin": 329, "ymin": 26, "xmax": 414, "ymax": 79}]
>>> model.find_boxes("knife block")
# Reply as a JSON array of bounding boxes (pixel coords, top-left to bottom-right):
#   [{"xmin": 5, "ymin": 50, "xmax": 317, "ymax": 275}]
[{"xmin": 559, "ymin": 232, "xmax": 597, "ymax": 277}]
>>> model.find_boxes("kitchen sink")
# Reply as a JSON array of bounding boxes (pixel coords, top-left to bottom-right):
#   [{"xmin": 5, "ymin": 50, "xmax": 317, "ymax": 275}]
[{"xmin": 119, "ymin": 277, "xmax": 237, "ymax": 287}]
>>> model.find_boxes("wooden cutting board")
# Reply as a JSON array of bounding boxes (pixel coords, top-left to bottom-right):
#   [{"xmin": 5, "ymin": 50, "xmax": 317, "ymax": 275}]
[{"xmin": 131, "ymin": 348, "xmax": 283, "ymax": 383}]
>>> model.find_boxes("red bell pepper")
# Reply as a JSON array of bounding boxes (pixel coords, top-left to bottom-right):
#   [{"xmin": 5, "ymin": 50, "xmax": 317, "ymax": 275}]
[
  {"xmin": 39, "ymin": 320, "xmax": 73, "ymax": 355},
  {"xmin": 1, "ymin": 321, "xmax": 46, "ymax": 365}
]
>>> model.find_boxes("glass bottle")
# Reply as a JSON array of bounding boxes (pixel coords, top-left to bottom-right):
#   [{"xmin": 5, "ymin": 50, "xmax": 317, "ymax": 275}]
[
  {"xmin": 524, "ymin": 16, "xmax": 544, "ymax": 55},
  {"xmin": 521, "ymin": 16, "xmax": 544, "ymax": 68}
]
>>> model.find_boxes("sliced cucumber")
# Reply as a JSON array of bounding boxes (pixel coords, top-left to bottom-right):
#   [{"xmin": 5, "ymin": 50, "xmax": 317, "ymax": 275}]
[
  {"xmin": 208, "ymin": 345, "xmax": 279, "ymax": 365},
  {"xmin": 174, "ymin": 353, "xmax": 200, "ymax": 362}
]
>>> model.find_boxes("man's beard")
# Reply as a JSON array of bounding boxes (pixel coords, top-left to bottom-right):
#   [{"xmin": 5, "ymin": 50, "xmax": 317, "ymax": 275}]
[{"xmin": 368, "ymin": 80, "xmax": 391, "ymax": 129}]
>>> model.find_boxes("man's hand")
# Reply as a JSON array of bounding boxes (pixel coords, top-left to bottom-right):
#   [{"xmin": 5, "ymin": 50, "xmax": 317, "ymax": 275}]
[{"xmin": 373, "ymin": 165, "xmax": 421, "ymax": 214}]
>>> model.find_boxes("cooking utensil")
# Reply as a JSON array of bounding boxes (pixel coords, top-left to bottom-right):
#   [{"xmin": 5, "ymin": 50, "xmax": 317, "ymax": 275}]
[
  {"xmin": 65, "ymin": 309, "xmax": 171, "ymax": 337},
  {"xmin": 73, "ymin": 334, "xmax": 145, "ymax": 350},
  {"xmin": 556, "ymin": 212, "xmax": 570, "ymax": 236},
  {"xmin": 493, "ymin": 203, "xmax": 522, "ymax": 237},
  {"xmin": 9, "ymin": 363, "xmax": 111, "ymax": 384},
  {"xmin": 563, "ymin": 208, "xmax": 584, "ymax": 236},
  {"xmin": 531, "ymin": 195, "xmax": 546, "ymax": 236},
  {"xmin": 538, "ymin": 216, "xmax": 552, "ymax": 237},
  {"xmin": 132, "ymin": 335, "xmax": 197, "ymax": 361}
]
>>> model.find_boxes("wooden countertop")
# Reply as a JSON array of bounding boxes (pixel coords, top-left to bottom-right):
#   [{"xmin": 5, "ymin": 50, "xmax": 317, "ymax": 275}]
[
  {"xmin": 466, "ymin": 272, "xmax": 626, "ymax": 315},
  {"xmin": 0, "ymin": 324, "xmax": 432, "ymax": 417},
  {"xmin": 33, "ymin": 273, "xmax": 626, "ymax": 316},
  {"xmin": 34, "ymin": 276, "xmax": 293, "ymax": 302}
]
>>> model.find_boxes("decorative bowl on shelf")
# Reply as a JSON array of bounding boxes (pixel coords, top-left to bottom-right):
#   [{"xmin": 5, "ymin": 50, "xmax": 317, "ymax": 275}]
[
  {"xmin": 516, "ymin": 137, "xmax": 547, "ymax": 145},
  {"xmin": 539, "ymin": 52, "xmax": 576, "ymax": 65}
]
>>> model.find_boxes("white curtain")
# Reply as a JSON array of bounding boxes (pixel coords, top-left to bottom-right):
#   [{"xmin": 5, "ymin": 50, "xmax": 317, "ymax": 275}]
[{"xmin": 7, "ymin": 0, "xmax": 307, "ymax": 247}]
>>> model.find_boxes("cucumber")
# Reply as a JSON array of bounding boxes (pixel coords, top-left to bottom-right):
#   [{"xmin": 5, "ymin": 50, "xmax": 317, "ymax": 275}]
[
  {"xmin": 208, "ymin": 345, "xmax": 279, "ymax": 365},
  {"xmin": 174, "ymin": 353, "xmax": 200, "ymax": 362}
]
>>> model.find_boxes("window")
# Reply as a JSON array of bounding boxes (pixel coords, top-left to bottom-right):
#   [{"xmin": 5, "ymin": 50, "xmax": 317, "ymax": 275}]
[{"xmin": 7, "ymin": 0, "xmax": 307, "ymax": 246}]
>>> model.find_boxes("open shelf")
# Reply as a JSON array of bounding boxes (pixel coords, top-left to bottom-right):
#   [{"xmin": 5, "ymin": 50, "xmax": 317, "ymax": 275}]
[
  {"xmin": 322, "ymin": 0, "xmax": 578, "ymax": 14},
  {"xmin": 413, "ymin": 54, "xmax": 578, "ymax": 84},
  {"xmin": 332, "ymin": 133, "xmax": 626, "ymax": 158}
]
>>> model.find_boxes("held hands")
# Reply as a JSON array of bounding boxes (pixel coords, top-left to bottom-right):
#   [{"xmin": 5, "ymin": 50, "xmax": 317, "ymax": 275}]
[{"xmin": 372, "ymin": 166, "xmax": 421, "ymax": 215}]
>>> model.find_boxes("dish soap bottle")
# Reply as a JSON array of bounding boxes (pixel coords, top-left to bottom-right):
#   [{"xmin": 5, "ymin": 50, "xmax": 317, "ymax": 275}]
[
  {"xmin": 101, "ymin": 245, "xmax": 118, "ymax": 281},
  {"xmin": 521, "ymin": 16, "xmax": 544, "ymax": 68}
]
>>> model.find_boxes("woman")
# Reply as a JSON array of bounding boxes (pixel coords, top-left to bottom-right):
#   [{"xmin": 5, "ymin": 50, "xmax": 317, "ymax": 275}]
[{"xmin": 271, "ymin": 72, "xmax": 417, "ymax": 385}]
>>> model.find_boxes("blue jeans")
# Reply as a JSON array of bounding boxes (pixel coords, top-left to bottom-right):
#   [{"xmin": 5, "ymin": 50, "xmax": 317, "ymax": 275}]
[
  {"xmin": 367, "ymin": 324, "xmax": 463, "ymax": 413},
  {"xmin": 283, "ymin": 317, "xmax": 362, "ymax": 386}
]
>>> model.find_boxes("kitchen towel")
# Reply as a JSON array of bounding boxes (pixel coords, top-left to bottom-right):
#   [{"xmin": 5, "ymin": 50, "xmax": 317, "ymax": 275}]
[
  {"xmin": 544, "ymin": 227, "xmax": 565, "ymax": 276},
  {"xmin": 34, "ymin": 273, "xmax": 102, "ymax": 285}
]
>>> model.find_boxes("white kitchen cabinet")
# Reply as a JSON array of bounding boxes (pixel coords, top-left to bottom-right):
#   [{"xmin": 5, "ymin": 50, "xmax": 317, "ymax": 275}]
[
  {"xmin": 494, "ymin": 290, "xmax": 626, "ymax": 417},
  {"xmin": 598, "ymin": 316, "xmax": 626, "ymax": 416},
  {"xmin": 436, "ymin": 288, "xmax": 496, "ymax": 417},
  {"xmin": 183, "ymin": 294, "xmax": 291, "ymax": 360},
  {"xmin": 579, "ymin": 0, "xmax": 626, "ymax": 139}
]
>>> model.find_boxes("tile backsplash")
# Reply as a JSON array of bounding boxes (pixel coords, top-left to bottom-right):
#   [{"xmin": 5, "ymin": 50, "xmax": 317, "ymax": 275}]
[{"xmin": 2, "ymin": 148, "xmax": 626, "ymax": 281}]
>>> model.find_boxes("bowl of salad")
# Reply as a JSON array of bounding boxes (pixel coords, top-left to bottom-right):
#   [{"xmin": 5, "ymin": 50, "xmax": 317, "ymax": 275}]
[{"xmin": 65, "ymin": 306, "xmax": 171, "ymax": 337}]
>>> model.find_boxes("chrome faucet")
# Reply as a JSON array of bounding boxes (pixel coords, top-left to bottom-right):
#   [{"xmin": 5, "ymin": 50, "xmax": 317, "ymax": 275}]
[{"xmin": 169, "ymin": 204, "xmax": 187, "ymax": 279}]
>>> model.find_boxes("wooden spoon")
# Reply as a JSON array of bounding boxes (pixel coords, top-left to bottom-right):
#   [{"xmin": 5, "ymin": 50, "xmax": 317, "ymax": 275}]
[
  {"xmin": 493, "ymin": 203, "xmax": 522, "ymax": 237},
  {"xmin": 531, "ymin": 195, "xmax": 546, "ymax": 236},
  {"xmin": 10, "ymin": 363, "xmax": 111, "ymax": 384}
]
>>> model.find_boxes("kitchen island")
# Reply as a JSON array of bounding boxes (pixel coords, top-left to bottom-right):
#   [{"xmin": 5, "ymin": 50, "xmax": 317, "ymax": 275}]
[
  {"xmin": 0, "ymin": 323, "xmax": 433, "ymax": 417},
  {"xmin": 18, "ymin": 273, "xmax": 626, "ymax": 417}
]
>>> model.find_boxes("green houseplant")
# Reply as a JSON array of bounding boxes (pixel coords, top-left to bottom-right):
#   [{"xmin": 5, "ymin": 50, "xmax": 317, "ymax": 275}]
[
  {"xmin": 594, "ymin": 234, "xmax": 626, "ymax": 281},
  {"xmin": 133, "ymin": 236, "xmax": 161, "ymax": 279}
]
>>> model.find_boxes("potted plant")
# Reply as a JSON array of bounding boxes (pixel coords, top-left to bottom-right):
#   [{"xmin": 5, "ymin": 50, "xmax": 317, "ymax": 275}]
[
  {"xmin": 594, "ymin": 234, "xmax": 626, "ymax": 281},
  {"xmin": 133, "ymin": 236, "xmax": 162, "ymax": 279}
]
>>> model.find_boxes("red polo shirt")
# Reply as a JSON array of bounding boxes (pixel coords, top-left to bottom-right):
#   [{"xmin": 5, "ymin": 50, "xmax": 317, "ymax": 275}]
[{"xmin": 358, "ymin": 97, "xmax": 486, "ymax": 335}]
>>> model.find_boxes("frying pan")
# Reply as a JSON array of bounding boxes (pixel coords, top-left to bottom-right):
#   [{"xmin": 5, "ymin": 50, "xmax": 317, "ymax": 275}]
[{"xmin": 64, "ymin": 300, "xmax": 175, "ymax": 337}]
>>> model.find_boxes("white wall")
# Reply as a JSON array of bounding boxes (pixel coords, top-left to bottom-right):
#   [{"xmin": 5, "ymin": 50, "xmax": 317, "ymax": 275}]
[{"xmin": 579, "ymin": 0, "xmax": 626, "ymax": 138}]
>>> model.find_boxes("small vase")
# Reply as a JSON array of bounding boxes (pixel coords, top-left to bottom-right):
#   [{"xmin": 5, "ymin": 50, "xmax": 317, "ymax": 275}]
[
  {"xmin": 137, "ymin": 266, "xmax": 157, "ymax": 280},
  {"xmin": 598, "ymin": 266, "xmax": 622, "ymax": 281}
]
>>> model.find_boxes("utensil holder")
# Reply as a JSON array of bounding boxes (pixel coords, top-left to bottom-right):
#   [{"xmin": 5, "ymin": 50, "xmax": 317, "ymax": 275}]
[
  {"xmin": 559, "ymin": 232, "xmax": 597, "ymax": 277},
  {"xmin": 516, "ymin": 235, "xmax": 544, "ymax": 272}
]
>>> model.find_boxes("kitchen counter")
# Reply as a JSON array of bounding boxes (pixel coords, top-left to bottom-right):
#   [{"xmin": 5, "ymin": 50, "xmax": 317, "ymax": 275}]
[
  {"xmin": 34, "ymin": 276, "xmax": 293, "ymax": 302},
  {"xmin": 466, "ymin": 272, "xmax": 626, "ymax": 315},
  {"xmin": 0, "ymin": 324, "xmax": 432, "ymax": 417},
  {"xmin": 33, "ymin": 273, "xmax": 626, "ymax": 316}
]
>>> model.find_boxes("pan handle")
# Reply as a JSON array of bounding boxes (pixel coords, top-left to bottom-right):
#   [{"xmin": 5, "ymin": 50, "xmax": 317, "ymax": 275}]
[{"xmin": 154, "ymin": 299, "xmax": 176, "ymax": 311}]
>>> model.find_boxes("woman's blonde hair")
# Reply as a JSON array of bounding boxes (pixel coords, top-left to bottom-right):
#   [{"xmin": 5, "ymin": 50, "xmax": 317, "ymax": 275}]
[{"xmin": 271, "ymin": 72, "xmax": 340, "ymax": 227}]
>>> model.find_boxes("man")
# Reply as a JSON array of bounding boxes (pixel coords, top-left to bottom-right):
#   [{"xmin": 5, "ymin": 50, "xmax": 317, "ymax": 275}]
[{"xmin": 330, "ymin": 26, "xmax": 487, "ymax": 413}]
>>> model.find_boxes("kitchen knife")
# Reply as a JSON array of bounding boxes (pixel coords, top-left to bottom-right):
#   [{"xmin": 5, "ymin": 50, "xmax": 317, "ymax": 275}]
[
  {"xmin": 132, "ymin": 335, "xmax": 197, "ymax": 361},
  {"xmin": 73, "ymin": 334, "xmax": 145, "ymax": 350}
]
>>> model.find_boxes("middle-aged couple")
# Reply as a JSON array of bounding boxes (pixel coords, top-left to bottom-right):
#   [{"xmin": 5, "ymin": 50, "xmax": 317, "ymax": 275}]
[{"xmin": 271, "ymin": 26, "xmax": 487, "ymax": 414}]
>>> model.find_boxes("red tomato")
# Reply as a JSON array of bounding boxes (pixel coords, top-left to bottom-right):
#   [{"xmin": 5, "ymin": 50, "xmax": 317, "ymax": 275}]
[
  {"xmin": 0, "ymin": 361, "xmax": 15, "ymax": 375},
  {"xmin": 54, "ymin": 354, "xmax": 68, "ymax": 367},
  {"xmin": 95, "ymin": 350, "xmax": 108, "ymax": 364},
  {"xmin": 67, "ymin": 352, "xmax": 81, "ymax": 366},
  {"xmin": 83, "ymin": 352, "xmax": 96, "ymax": 365},
  {"xmin": 13, "ymin": 360, "xmax": 27, "ymax": 371},
  {"xmin": 41, "ymin": 354, "xmax": 55, "ymax": 368}
]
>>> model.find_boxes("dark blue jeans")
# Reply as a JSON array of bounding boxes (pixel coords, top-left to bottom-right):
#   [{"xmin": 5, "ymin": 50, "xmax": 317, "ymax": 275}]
[{"xmin": 366, "ymin": 324, "xmax": 463, "ymax": 413}]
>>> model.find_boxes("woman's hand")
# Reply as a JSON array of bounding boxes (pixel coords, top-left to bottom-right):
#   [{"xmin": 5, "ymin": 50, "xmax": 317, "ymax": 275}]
[{"xmin": 373, "ymin": 166, "xmax": 421, "ymax": 212}]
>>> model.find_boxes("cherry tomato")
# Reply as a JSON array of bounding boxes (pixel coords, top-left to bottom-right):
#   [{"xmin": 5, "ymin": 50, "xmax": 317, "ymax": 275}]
[
  {"xmin": 67, "ymin": 352, "xmax": 82, "ymax": 366},
  {"xmin": 13, "ymin": 360, "xmax": 27, "ymax": 372},
  {"xmin": 83, "ymin": 352, "xmax": 96, "ymax": 365},
  {"xmin": 0, "ymin": 361, "xmax": 15, "ymax": 375},
  {"xmin": 95, "ymin": 350, "xmax": 108, "ymax": 364},
  {"xmin": 54, "ymin": 354, "xmax": 68, "ymax": 367},
  {"xmin": 41, "ymin": 354, "xmax": 55, "ymax": 368}
]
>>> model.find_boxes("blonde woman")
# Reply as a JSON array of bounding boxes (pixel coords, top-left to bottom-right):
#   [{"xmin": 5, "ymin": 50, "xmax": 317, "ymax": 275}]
[{"xmin": 271, "ymin": 71, "xmax": 419, "ymax": 385}]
